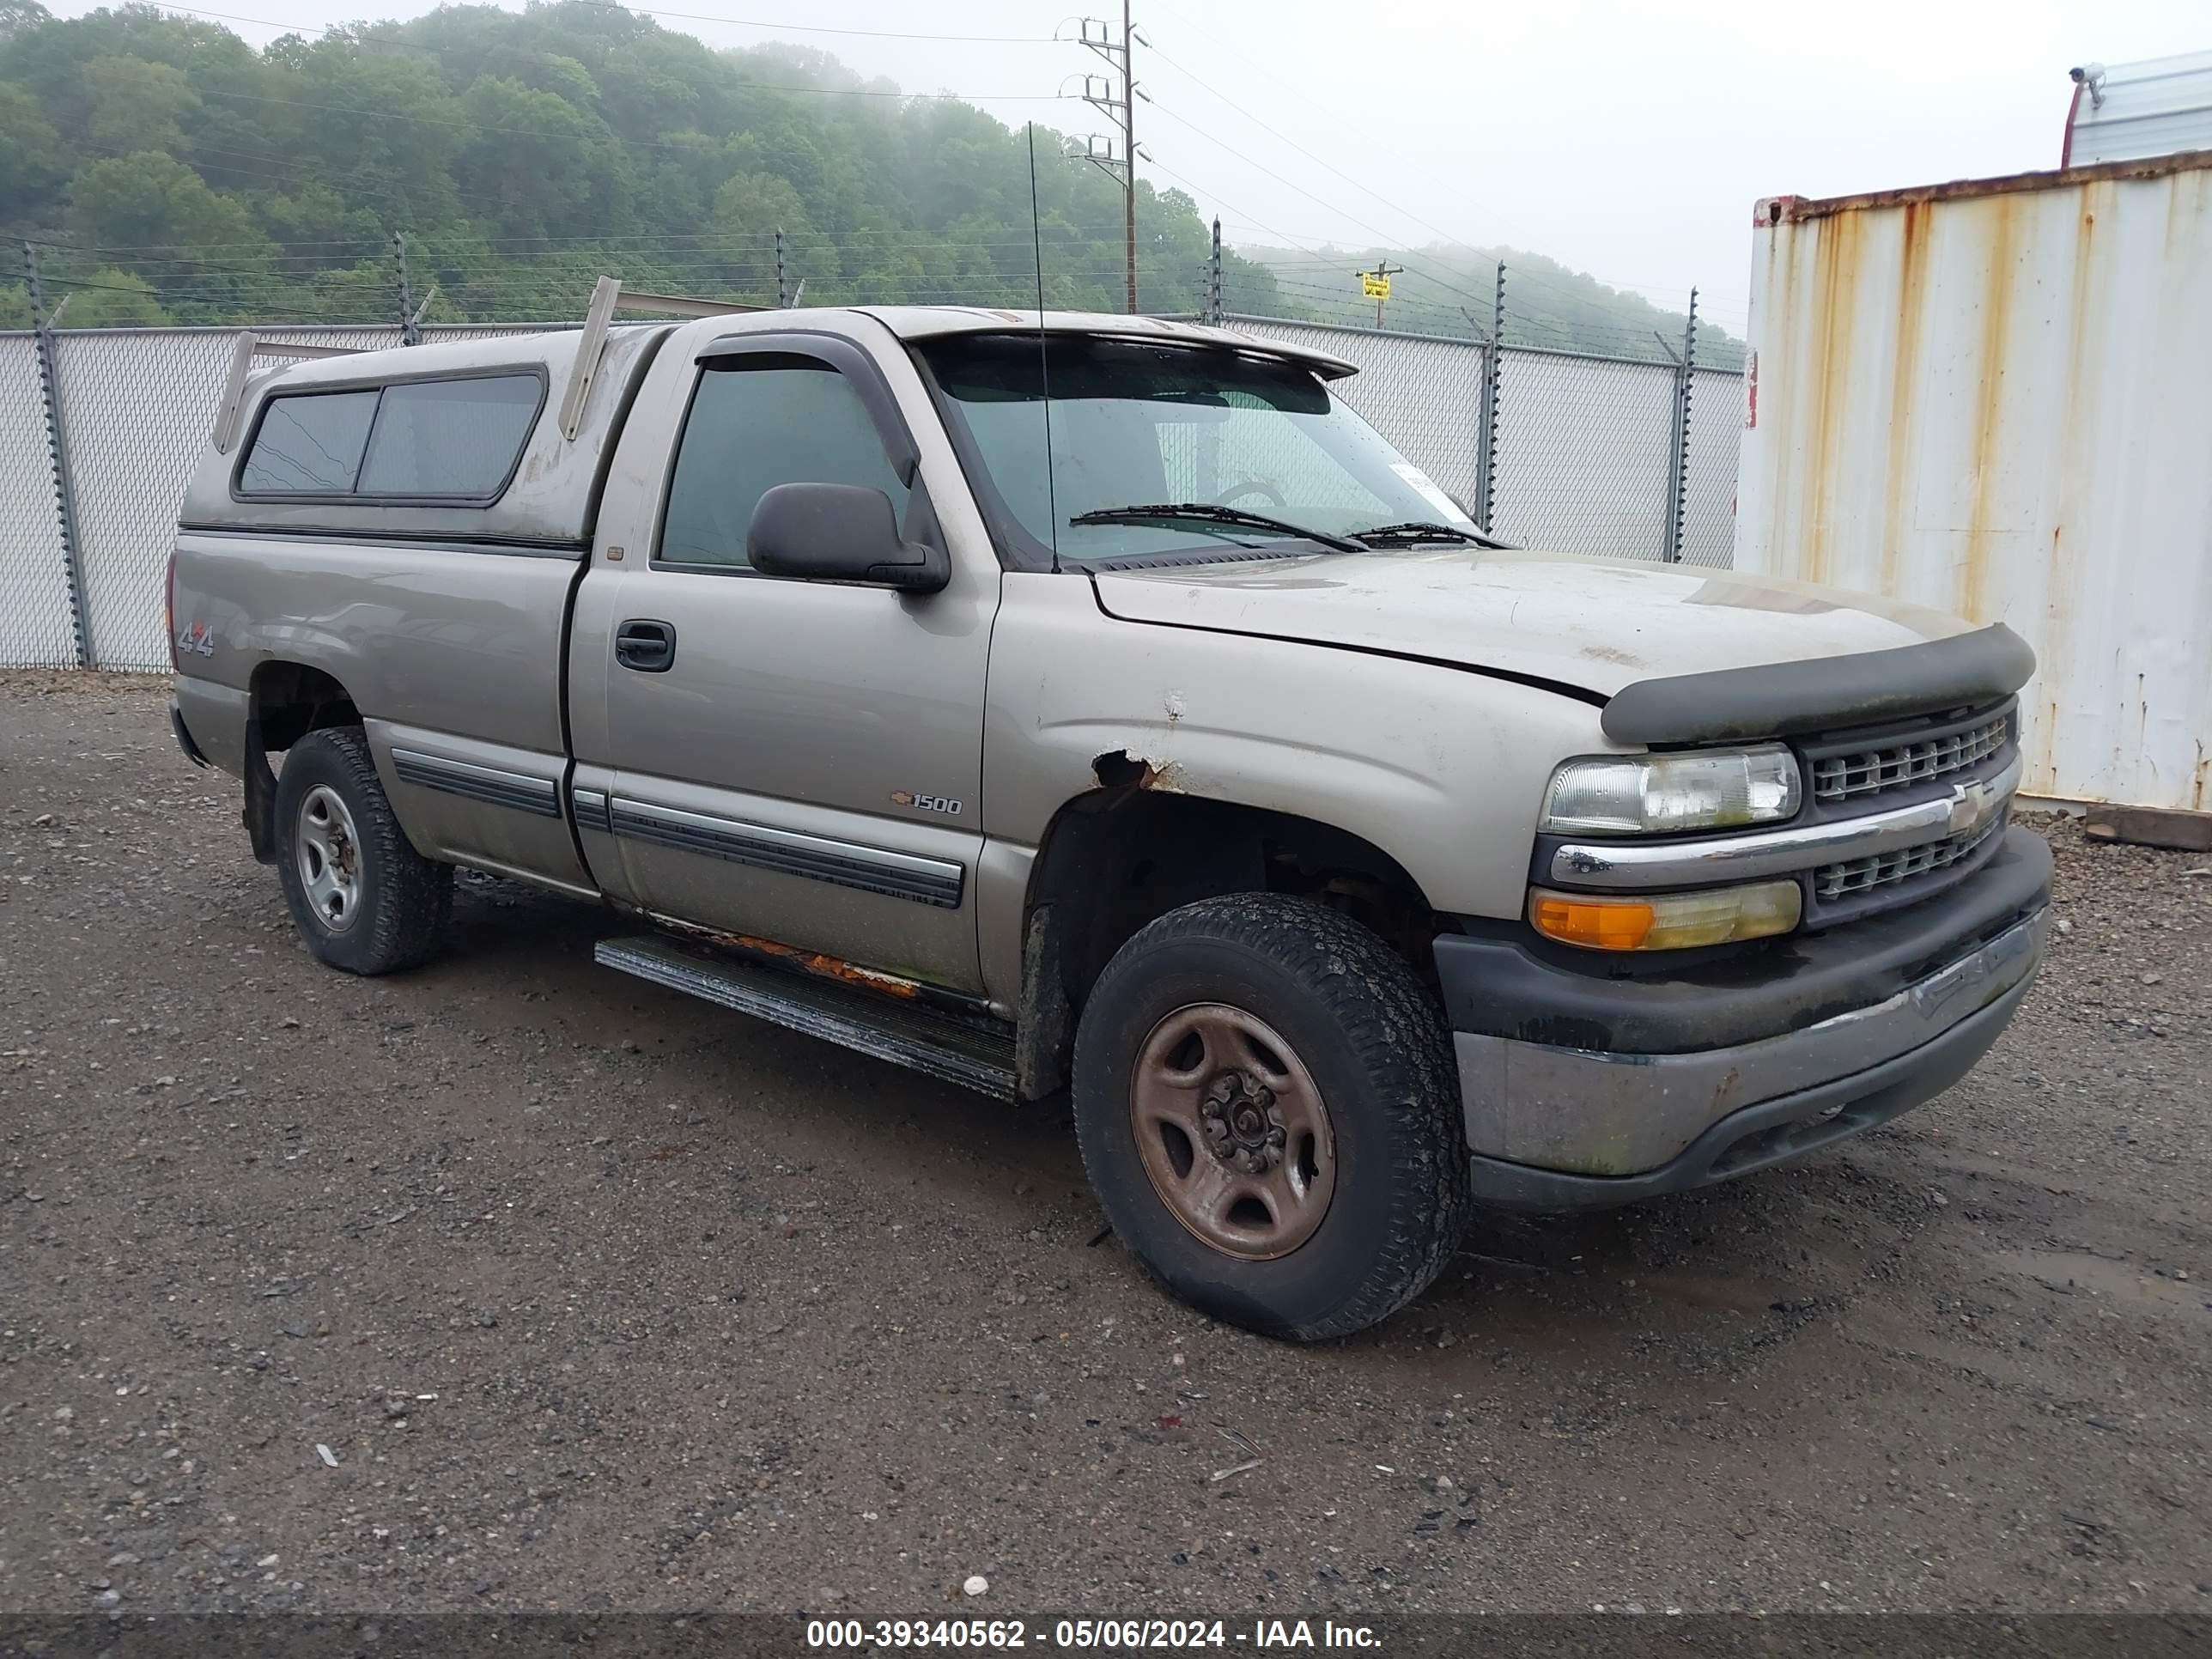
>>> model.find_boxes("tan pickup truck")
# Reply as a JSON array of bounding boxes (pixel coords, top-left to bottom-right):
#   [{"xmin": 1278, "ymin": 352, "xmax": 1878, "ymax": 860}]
[{"xmin": 167, "ymin": 300, "xmax": 2048, "ymax": 1339}]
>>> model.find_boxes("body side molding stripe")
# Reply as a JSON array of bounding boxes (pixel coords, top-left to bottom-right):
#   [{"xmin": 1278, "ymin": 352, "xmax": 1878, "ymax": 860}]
[
  {"xmin": 569, "ymin": 787, "xmax": 614, "ymax": 834},
  {"xmin": 390, "ymin": 748, "xmax": 562, "ymax": 817},
  {"xmin": 608, "ymin": 798, "xmax": 964, "ymax": 908}
]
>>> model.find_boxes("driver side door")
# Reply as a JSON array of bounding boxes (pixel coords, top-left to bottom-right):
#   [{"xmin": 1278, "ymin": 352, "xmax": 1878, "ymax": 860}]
[{"xmin": 574, "ymin": 329, "xmax": 998, "ymax": 994}]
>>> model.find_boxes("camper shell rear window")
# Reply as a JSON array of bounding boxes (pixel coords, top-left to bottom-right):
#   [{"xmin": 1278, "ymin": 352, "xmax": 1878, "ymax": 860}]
[{"xmin": 235, "ymin": 369, "xmax": 547, "ymax": 505}]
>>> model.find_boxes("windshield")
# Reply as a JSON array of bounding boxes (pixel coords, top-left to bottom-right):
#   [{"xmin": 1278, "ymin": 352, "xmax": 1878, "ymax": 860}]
[{"xmin": 918, "ymin": 333, "xmax": 1479, "ymax": 566}]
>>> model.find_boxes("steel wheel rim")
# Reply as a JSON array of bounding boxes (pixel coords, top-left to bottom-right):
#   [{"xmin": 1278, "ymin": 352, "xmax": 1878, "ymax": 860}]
[
  {"xmin": 1130, "ymin": 1002, "xmax": 1337, "ymax": 1261},
  {"xmin": 295, "ymin": 784, "xmax": 362, "ymax": 934}
]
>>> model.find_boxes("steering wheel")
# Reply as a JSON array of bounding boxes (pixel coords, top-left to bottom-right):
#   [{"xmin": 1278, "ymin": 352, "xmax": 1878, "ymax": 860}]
[{"xmin": 1213, "ymin": 479, "xmax": 1285, "ymax": 510}]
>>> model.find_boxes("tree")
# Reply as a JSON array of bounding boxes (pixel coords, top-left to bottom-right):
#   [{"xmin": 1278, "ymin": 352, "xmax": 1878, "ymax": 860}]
[
  {"xmin": 707, "ymin": 167, "xmax": 809, "ymax": 296},
  {"xmin": 61, "ymin": 267, "xmax": 168, "ymax": 325},
  {"xmin": 2, "ymin": 3, "xmax": 1294, "ymax": 326},
  {"xmin": 80, "ymin": 54, "xmax": 202, "ymax": 155},
  {"xmin": 452, "ymin": 75, "xmax": 631, "ymax": 240},
  {"xmin": 0, "ymin": 0, "xmax": 51, "ymax": 43},
  {"xmin": 66, "ymin": 150, "xmax": 268, "ymax": 257},
  {"xmin": 0, "ymin": 79, "xmax": 65, "ymax": 219}
]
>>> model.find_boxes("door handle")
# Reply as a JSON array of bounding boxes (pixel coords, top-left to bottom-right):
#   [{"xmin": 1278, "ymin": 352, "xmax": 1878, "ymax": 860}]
[{"xmin": 615, "ymin": 618, "xmax": 676, "ymax": 673}]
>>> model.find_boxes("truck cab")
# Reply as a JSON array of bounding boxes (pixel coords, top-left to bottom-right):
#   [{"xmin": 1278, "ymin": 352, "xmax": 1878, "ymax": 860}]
[{"xmin": 169, "ymin": 298, "xmax": 2048, "ymax": 1340}]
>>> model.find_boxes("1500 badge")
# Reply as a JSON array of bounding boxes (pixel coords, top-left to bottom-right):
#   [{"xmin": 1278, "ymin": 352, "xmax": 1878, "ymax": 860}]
[{"xmin": 891, "ymin": 791, "xmax": 962, "ymax": 816}]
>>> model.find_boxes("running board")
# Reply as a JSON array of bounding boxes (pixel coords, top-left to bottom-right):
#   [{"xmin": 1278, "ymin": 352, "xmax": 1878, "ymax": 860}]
[{"xmin": 593, "ymin": 934, "xmax": 1017, "ymax": 1098}]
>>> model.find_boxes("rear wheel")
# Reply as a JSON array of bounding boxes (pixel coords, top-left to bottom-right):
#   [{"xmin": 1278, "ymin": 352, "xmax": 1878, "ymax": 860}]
[
  {"xmin": 1072, "ymin": 895, "xmax": 1469, "ymax": 1340},
  {"xmin": 275, "ymin": 727, "xmax": 452, "ymax": 975}
]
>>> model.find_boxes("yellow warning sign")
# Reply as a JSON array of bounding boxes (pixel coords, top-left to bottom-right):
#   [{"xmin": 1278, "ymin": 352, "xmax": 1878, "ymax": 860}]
[{"xmin": 1359, "ymin": 271, "xmax": 1392, "ymax": 301}]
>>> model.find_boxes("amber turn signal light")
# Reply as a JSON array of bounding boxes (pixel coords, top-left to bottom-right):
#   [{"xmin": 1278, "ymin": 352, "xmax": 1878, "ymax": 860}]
[{"xmin": 1528, "ymin": 879, "xmax": 1802, "ymax": 951}]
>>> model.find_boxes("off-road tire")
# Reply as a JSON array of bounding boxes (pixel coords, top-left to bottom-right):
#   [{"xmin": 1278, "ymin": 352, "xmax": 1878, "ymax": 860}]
[
  {"xmin": 275, "ymin": 727, "xmax": 453, "ymax": 975},
  {"xmin": 1072, "ymin": 894, "xmax": 1470, "ymax": 1340}
]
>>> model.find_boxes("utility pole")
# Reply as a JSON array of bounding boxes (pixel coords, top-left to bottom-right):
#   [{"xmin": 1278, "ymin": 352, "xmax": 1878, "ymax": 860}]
[
  {"xmin": 1120, "ymin": 0, "xmax": 1135, "ymax": 314},
  {"xmin": 1077, "ymin": 9, "xmax": 1140, "ymax": 312},
  {"xmin": 1358, "ymin": 259, "xmax": 1404, "ymax": 329}
]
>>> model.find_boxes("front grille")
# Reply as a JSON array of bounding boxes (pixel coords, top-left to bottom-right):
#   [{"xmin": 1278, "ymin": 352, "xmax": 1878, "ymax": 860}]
[
  {"xmin": 1814, "ymin": 815, "xmax": 2005, "ymax": 902},
  {"xmin": 1810, "ymin": 709, "xmax": 2010, "ymax": 803}
]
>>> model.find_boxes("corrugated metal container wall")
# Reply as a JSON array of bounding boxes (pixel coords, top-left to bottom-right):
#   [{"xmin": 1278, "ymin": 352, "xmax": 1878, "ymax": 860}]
[{"xmin": 1735, "ymin": 154, "xmax": 2212, "ymax": 812}]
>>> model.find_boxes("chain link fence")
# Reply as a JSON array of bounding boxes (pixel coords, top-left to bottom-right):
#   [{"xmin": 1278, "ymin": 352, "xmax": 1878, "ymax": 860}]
[
  {"xmin": 2, "ymin": 315, "xmax": 1742, "ymax": 672},
  {"xmin": 5, "ymin": 323, "xmax": 573, "ymax": 671},
  {"xmin": 0, "ymin": 334, "xmax": 78, "ymax": 667},
  {"xmin": 1489, "ymin": 348, "xmax": 1678, "ymax": 558},
  {"xmin": 1217, "ymin": 316, "xmax": 1741, "ymax": 564},
  {"xmin": 1224, "ymin": 316, "xmax": 1488, "ymax": 513},
  {"xmin": 1680, "ymin": 366, "xmax": 1746, "ymax": 568}
]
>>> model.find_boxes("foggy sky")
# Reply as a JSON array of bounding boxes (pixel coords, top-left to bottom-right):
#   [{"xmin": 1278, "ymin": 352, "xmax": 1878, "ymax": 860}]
[{"xmin": 50, "ymin": 0, "xmax": 2210, "ymax": 331}]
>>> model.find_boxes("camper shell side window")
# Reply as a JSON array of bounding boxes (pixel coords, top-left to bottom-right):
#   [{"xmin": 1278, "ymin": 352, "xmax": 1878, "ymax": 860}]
[{"xmin": 234, "ymin": 368, "xmax": 549, "ymax": 507}]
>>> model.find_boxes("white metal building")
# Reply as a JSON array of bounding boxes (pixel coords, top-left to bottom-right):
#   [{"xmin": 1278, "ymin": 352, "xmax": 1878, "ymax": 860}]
[{"xmin": 2063, "ymin": 51, "xmax": 2212, "ymax": 167}]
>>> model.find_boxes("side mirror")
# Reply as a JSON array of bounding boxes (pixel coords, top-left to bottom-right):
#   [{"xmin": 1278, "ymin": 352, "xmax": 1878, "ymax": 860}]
[{"xmin": 747, "ymin": 482, "xmax": 950, "ymax": 593}]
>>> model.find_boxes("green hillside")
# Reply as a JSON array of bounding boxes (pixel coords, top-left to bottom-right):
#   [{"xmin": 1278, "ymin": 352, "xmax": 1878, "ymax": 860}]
[
  {"xmin": 0, "ymin": 0, "xmax": 1735, "ymax": 365},
  {"xmin": 0, "ymin": 0, "xmax": 1284, "ymax": 326}
]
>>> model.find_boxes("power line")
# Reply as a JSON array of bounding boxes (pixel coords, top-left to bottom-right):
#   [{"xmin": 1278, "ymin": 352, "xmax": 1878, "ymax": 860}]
[
  {"xmin": 1139, "ymin": 155, "xmax": 1345, "ymax": 275},
  {"xmin": 1139, "ymin": 99, "xmax": 1493, "ymax": 311},
  {"xmin": 1150, "ymin": 18, "xmax": 1721, "ymax": 328},
  {"xmin": 143, "ymin": 4, "xmax": 440, "ymax": 52},
  {"xmin": 192, "ymin": 81, "xmax": 1064, "ymax": 151},
  {"xmin": 566, "ymin": 2, "xmax": 1061, "ymax": 44},
  {"xmin": 151, "ymin": 1, "xmax": 1063, "ymax": 46},
  {"xmin": 1140, "ymin": 33, "xmax": 1466, "ymax": 254}
]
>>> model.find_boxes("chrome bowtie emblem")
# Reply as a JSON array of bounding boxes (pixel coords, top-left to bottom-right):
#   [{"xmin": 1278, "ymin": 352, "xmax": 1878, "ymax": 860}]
[{"xmin": 1947, "ymin": 775, "xmax": 2004, "ymax": 837}]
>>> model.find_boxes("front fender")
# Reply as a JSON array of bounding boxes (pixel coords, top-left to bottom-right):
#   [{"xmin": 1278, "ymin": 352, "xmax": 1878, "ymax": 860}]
[{"xmin": 981, "ymin": 573, "xmax": 1621, "ymax": 922}]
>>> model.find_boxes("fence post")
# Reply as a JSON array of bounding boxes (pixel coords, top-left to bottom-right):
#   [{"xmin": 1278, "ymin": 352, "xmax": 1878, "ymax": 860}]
[
  {"xmin": 392, "ymin": 232, "xmax": 421, "ymax": 346},
  {"xmin": 23, "ymin": 242, "xmax": 91, "ymax": 669},
  {"xmin": 1661, "ymin": 288, "xmax": 1698, "ymax": 562},
  {"xmin": 1207, "ymin": 218, "xmax": 1223, "ymax": 325},
  {"xmin": 1474, "ymin": 260, "xmax": 1504, "ymax": 532},
  {"xmin": 775, "ymin": 227, "xmax": 788, "ymax": 308}
]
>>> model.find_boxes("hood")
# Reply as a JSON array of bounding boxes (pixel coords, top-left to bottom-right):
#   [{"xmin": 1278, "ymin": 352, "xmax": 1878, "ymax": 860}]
[{"xmin": 1089, "ymin": 547, "xmax": 1973, "ymax": 700}]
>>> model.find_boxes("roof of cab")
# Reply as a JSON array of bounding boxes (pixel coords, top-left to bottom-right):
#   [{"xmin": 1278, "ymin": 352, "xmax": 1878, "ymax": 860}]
[{"xmin": 854, "ymin": 306, "xmax": 1359, "ymax": 380}]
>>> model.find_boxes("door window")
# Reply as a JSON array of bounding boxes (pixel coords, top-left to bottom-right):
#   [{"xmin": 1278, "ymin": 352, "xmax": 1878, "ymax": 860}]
[{"xmin": 659, "ymin": 357, "xmax": 910, "ymax": 569}]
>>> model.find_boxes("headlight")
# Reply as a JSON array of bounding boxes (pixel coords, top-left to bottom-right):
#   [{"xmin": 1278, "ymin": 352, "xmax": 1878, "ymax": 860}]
[
  {"xmin": 1529, "ymin": 880, "xmax": 1802, "ymax": 951},
  {"xmin": 1540, "ymin": 745, "xmax": 1801, "ymax": 836}
]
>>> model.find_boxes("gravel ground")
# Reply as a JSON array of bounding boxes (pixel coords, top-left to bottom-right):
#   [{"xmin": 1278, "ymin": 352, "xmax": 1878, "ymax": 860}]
[{"xmin": 2, "ymin": 671, "xmax": 2209, "ymax": 1618}]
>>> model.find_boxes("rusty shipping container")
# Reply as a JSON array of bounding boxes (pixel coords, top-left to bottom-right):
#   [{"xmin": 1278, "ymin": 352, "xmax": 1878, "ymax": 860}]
[{"xmin": 1735, "ymin": 151, "xmax": 2212, "ymax": 813}]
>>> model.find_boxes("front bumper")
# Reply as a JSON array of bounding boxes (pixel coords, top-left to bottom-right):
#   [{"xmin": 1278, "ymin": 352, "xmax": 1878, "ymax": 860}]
[{"xmin": 1437, "ymin": 826, "xmax": 2051, "ymax": 1210}]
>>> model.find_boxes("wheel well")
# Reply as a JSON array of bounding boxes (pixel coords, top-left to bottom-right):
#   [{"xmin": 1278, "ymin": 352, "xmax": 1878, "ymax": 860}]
[
  {"xmin": 251, "ymin": 661, "xmax": 362, "ymax": 750},
  {"xmin": 1014, "ymin": 784, "xmax": 1440, "ymax": 1101},
  {"xmin": 241, "ymin": 662, "xmax": 362, "ymax": 865}
]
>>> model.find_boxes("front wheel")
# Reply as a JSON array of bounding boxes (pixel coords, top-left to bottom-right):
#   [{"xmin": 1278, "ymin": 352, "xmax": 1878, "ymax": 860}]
[
  {"xmin": 274, "ymin": 727, "xmax": 453, "ymax": 975},
  {"xmin": 1071, "ymin": 895, "xmax": 1469, "ymax": 1340}
]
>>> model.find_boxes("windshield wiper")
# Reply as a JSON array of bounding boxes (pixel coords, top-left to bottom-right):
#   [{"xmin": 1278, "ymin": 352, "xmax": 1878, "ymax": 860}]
[
  {"xmin": 1351, "ymin": 520, "xmax": 1516, "ymax": 550},
  {"xmin": 1067, "ymin": 501, "xmax": 1365, "ymax": 554}
]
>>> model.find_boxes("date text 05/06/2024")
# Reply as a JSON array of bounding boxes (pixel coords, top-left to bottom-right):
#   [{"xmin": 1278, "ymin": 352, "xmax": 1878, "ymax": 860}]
[{"xmin": 805, "ymin": 1618, "xmax": 1382, "ymax": 1650}]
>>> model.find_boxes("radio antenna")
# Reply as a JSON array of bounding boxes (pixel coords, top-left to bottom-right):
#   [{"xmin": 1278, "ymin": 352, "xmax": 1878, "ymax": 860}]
[{"xmin": 1028, "ymin": 123, "xmax": 1060, "ymax": 574}]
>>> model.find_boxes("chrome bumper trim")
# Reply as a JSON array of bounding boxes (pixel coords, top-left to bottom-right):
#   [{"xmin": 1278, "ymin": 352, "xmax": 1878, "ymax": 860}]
[{"xmin": 1547, "ymin": 751, "xmax": 2022, "ymax": 890}]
